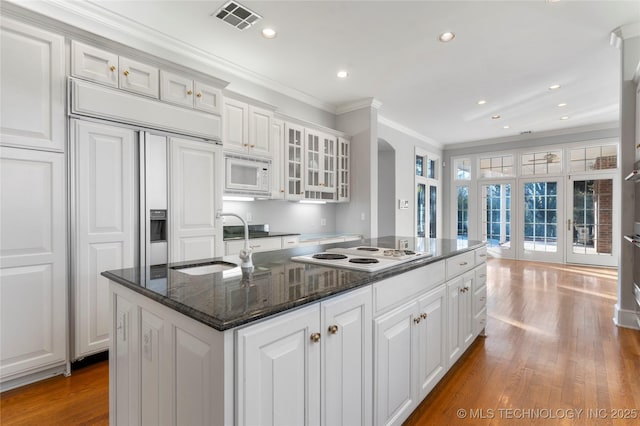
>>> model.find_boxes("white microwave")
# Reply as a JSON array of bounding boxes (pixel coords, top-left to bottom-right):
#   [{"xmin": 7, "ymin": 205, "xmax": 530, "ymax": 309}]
[{"xmin": 224, "ymin": 153, "xmax": 271, "ymax": 196}]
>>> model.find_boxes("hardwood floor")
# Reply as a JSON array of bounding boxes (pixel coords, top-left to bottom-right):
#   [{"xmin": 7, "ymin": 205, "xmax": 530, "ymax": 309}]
[
  {"xmin": 1, "ymin": 259, "xmax": 638, "ymax": 425},
  {"xmin": 406, "ymin": 259, "xmax": 640, "ymax": 425}
]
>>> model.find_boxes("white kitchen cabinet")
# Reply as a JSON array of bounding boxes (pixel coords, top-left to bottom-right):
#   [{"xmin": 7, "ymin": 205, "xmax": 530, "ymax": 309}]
[
  {"xmin": 169, "ymin": 137, "xmax": 224, "ymax": 262},
  {"xmin": 271, "ymin": 119, "xmax": 286, "ymax": 199},
  {"xmin": 223, "ymin": 98, "xmax": 273, "ymax": 157},
  {"xmin": 236, "ymin": 304, "xmax": 321, "ymax": 426},
  {"xmin": 304, "ymin": 129, "xmax": 337, "ymax": 201},
  {"xmin": 0, "ymin": 147, "xmax": 67, "ymax": 386},
  {"xmin": 72, "ymin": 119, "xmax": 137, "ymax": 359},
  {"xmin": 236, "ymin": 287, "xmax": 372, "ymax": 426},
  {"xmin": 415, "ymin": 285, "xmax": 447, "ymax": 399},
  {"xmin": 337, "ymin": 137, "xmax": 351, "ymax": 202},
  {"xmin": 71, "ymin": 40, "xmax": 118, "ymax": 88},
  {"xmin": 446, "ymin": 270, "xmax": 474, "ymax": 367},
  {"xmin": 194, "ymin": 80, "xmax": 222, "ymax": 114},
  {"xmin": 110, "ymin": 285, "xmax": 233, "ymax": 426},
  {"xmin": 284, "ymin": 122, "xmax": 305, "ymax": 200},
  {"xmin": 118, "ymin": 56, "xmax": 159, "ymax": 98},
  {"xmin": 473, "ymin": 264, "xmax": 488, "ymax": 336},
  {"xmin": 225, "ymin": 236, "xmax": 282, "ymax": 256},
  {"xmin": 282, "ymin": 234, "xmax": 300, "ymax": 248},
  {"xmin": 1, "ymin": 18, "xmax": 65, "ymax": 151},
  {"xmin": 160, "ymin": 70, "xmax": 194, "ymax": 108}
]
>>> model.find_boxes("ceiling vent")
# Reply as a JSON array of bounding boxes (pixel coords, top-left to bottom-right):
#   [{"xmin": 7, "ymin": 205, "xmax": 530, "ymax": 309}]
[{"xmin": 214, "ymin": 1, "xmax": 261, "ymax": 30}]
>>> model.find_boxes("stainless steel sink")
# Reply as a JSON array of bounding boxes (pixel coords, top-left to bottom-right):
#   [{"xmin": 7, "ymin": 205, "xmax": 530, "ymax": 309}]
[{"xmin": 171, "ymin": 261, "xmax": 238, "ymax": 276}]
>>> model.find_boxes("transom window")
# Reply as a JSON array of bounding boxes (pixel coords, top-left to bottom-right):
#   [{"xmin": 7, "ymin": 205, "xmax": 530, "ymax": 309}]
[
  {"xmin": 520, "ymin": 150, "xmax": 562, "ymax": 175},
  {"xmin": 454, "ymin": 158, "xmax": 471, "ymax": 180},
  {"xmin": 479, "ymin": 155, "xmax": 514, "ymax": 178},
  {"xmin": 569, "ymin": 144, "xmax": 618, "ymax": 172}
]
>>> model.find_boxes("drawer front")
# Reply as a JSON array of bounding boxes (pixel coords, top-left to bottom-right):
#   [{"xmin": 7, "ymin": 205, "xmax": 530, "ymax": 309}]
[
  {"xmin": 226, "ymin": 237, "xmax": 282, "ymax": 255},
  {"xmin": 474, "ymin": 307, "xmax": 487, "ymax": 335},
  {"xmin": 475, "ymin": 246, "xmax": 488, "ymax": 265},
  {"xmin": 373, "ymin": 262, "xmax": 445, "ymax": 315},
  {"xmin": 281, "ymin": 235, "xmax": 300, "ymax": 248},
  {"xmin": 474, "ymin": 264, "xmax": 487, "ymax": 291},
  {"xmin": 119, "ymin": 56, "xmax": 159, "ymax": 98},
  {"xmin": 446, "ymin": 251, "xmax": 475, "ymax": 280},
  {"xmin": 71, "ymin": 41, "xmax": 118, "ymax": 87}
]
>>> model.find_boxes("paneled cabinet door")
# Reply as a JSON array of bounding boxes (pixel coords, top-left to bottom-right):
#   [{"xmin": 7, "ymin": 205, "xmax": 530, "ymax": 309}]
[
  {"xmin": 169, "ymin": 137, "xmax": 223, "ymax": 262},
  {"xmin": 194, "ymin": 81, "xmax": 222, "ymax": 114},
  {"xmin": 415, "ymin": 285, "xmax": 447, "ymax": 400},
  {"xmin": 1, "ymin": 18, "xmax": 65, "ymax": 151},
  {"xmin": 374, "ymin": 301, "xmax": 417, "ymax": 426},
  {"xmin": 160, "ymin": 70, "xmax": 194, "ymax": 108},
  {"xmin": 0, "ymin": 147, "xmax": 67, "ymax": 381},
  {"xmin": 271, "ymin": 119, "xmax": 286, "ymax": 198},
  {"xmin": 337, "ymin": 137, "xmax": 350, "ymax": 202},
  {"xmin": 321, "ymin": 287, "xmax": 372, "ymax": 426},
  {"xmin": 71, "ymin": 40, "xmax": 118, "ymax": 87},
  {"xmin": 223, "ymin": 98, "xmax": 248, "ymax": 153},
  {"xmin": 72, "ymin": 119, "xmax": 137, "ymax": 359},
  {"xmin": 446, "ymin": 271, "xmax": 474, "ymax": 368},
  {"xmin": 118, "ymin": 56, "xmax": 159, "ymax": 98},
  {"xmin": 236, "ymin": 304, "xmax": 321, "ymax": 426},
  {"xmin": 248, "ymin": 105, "xmax": 273, "ymax": 157}
]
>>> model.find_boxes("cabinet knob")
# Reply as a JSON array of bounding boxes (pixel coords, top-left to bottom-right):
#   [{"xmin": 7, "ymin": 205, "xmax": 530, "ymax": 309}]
[
  {"xmin": 109, "ymin": 65, "xmax": 116, "ymax": 72},
  {"xmin": 413, "ymin": 317, "xmax": 421, "ymax": 325},
  {"xmin": 123, "ymin": 70, "xmax": 130, "ymax": 76},
  {"xmin": 187, "ymin": 90, "xmax": 193, "ymax": 95},
  {"xmin": 250, "ymin": 144, "xmax": 255, "ymax": 148},
  {"xmin": 421, "ymin": 313, "xmax": 428, "ymax": 319},
  {"xmin": 459, "ymin": 261, "xmax": 468, "ymax": 266},
  {"xmin": 243, "ymin": 143, "xmax": 249, "ymax": 147},
  {"xmin": 310, "ymin": 332, "xmax": 321, "ymax": 343},
  {"xmin": 196, "ymin": 92, "xmax": 202, "ymax": 98},
  {"xmin": 280, "ymin": 189, "xmax": 285, "ymax": 193},
  {"xmin": 328, "ymin": 325, "xmax": 339, "ymax": 334}
]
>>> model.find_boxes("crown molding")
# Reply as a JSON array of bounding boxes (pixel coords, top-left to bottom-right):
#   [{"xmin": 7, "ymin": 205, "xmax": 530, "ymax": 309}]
[
  {"xmin": 335, "ymin": 98, "xmax": 382, "ymax": 115},
  {"xmin": 3, "ymin": 0, "xmax": 338, "ymax": 114},
  {"xmin": 377, "ymin": 115, "xmax": 443, "ymax": 149}
]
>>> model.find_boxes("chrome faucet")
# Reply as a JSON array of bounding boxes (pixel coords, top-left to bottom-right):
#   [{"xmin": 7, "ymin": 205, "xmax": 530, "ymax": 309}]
[{"xmin": 216, "ymin": 211, "xmax": 253, "ymax": 269}]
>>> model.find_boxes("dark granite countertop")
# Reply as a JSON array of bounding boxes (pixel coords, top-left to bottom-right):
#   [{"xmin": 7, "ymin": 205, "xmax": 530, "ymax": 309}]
[
  {"xmin": 223, "ymin": 224, "xmax": 299, "ymax": 241},
  {"xmin": 102, "ymin": 237, "xmax": 485, "ymax": 331}
]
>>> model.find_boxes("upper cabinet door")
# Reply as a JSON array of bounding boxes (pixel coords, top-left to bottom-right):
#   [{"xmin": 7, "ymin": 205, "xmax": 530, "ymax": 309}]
[
  {"xmin": 223, "ymin": 99, "xmax": 248, "ymax": 153},
  {"xmin": 1, "ymin": 18, "xmax": 65, "ymax": 151},
  {"xmin": 248, "ymin": 105, "xmax": 273, "ymax": 158},
  {"xmin": 194, "ymin": 81, "xmax": 222, "ymax": 115},
  {"xmin": 71, "ymin": 41, "xmax": 118, "ymax": 88},
  {"xmin": 119, "ymin": 56, "xmax": 159, "ymax": 98},
  {"xmin": 160, "ymin": 71, "xmax": 194, "ymax": 108}
]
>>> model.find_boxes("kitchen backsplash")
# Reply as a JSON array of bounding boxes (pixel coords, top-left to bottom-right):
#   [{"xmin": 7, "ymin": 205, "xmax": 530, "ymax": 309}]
[{"xmin": 222, "ymin": 200, "xmax": 337, "ymax": 234}]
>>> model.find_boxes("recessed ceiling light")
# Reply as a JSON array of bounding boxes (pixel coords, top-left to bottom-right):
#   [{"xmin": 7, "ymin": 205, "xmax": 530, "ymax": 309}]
[
  {"xmin": 438, "ymin": 32, "xmax": 455, "ymax": 42},
  {"xmin": 491, "ymin": 115, "xmax": 501, "ymax": 120},
  {"xmin": 560, "ymin": 116, "xmax": 570, "ymax": 120},
  {"xmin": 261, "ymin": 28, "xmax": 277, "ymax": 39},
  {"xmin": 557, "ymin": 103, "xmax": 567, "ymax": 107},
  {"xmin": 503, "ymin": 125, "xmax": 510, "ymax": 129},
  {"xmin": 337, "ymin": 70, "xmax": 349, "ymax": 79},
  {"xmin": 477, "ymin": 100, "xmax": 487, "ymax": 105},
  {"xmin": 548, "ymin": 84, "xmax": 561, "ymax": 90}
]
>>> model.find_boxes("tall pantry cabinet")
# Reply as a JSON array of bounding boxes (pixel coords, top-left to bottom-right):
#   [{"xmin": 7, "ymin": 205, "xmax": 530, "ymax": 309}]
[{"xmin": 0, "ymin": 17, "xmax": 68, "ymax": 388}]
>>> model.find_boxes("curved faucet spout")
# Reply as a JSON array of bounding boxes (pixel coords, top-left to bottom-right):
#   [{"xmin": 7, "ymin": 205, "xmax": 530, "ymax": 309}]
[{"xmin": 216, "ymin": 211, "xmax": 253, "ymax": 269}]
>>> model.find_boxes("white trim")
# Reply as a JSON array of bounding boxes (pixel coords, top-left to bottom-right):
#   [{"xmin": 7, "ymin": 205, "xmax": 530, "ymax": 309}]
[
  {"xmin": 617, "ymin": 22, "xmax": 640, "ymax": 40},
  {"xmin": 378, "ymin": 116, "xmax": 443, "ymax": 149},
  {"xmin": 613, "ymin": 304, "xmax": 640, "ymax": 330},
  {"xmin": 335, "ymin": 98, "xmax": 382, "ymax": 115}
]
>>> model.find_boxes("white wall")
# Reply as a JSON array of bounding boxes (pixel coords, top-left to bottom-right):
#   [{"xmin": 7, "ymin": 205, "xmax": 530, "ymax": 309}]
[
  {"xmin": 335, "ymin": 107, "xmax": 378, "ymax": 237},
  {"xmin": 221, "ymin": 200, "xmax": 337, "ymax": 235},
  {"xmin": 377, "ymin": 146, "xmax": 395, "ymax": 237},
  {"xmin": 377, "ymin": 122, "xmax": 443, "ymax": 237}
]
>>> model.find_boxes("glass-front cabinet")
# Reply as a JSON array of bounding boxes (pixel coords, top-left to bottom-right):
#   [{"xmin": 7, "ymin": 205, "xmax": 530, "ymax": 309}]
[
  {"xmin": 284, "ymin": 122, "xmax": 304, "ymax": 200},
  {"xmin": 304, "ymin": 129, "xmax": 337, "ymax": 201},
  {"xmin": 337, "ymin": 137, "xmax": 350, "ymax": 202}
]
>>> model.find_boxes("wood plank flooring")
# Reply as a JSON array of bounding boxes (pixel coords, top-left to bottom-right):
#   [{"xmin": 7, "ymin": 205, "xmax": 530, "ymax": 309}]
[{"xmin": 1, "ymin": 259, "xmax": 638, "ymax": 425}]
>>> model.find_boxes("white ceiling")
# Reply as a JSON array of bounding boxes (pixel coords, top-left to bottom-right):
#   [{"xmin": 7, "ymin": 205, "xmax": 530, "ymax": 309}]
[{"xmin": 53, "ymin": 1, "xmax": 640, "ymax": 145}]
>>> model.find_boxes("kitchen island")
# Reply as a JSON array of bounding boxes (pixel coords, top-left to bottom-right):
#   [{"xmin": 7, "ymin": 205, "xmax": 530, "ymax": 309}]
[{"xmin": 103, "ymin": 237, "xmax": 487, "ymax": 426}]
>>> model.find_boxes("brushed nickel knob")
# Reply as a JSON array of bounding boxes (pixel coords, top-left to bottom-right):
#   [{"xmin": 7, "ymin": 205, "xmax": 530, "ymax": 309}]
[
  {"xmin": 310, "ymin": 332, "xmax": 321, "ymax": 343},
  {"xmin": 328, "ymin": 325, "xmax": 338, "ymax": 334},
  {"xmin": 413, "ymin": 317, "xmax": 421, "ymax": 325},
  {"xmin": 421, "ymin": 313, "xmax": 428, "ymax": 319}
]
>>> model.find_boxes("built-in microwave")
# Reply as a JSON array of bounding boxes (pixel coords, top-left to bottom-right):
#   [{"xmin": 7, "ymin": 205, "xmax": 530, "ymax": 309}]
[{"xmin": 224, "ymin": 153, "xmax": 271, "ymax": 196}]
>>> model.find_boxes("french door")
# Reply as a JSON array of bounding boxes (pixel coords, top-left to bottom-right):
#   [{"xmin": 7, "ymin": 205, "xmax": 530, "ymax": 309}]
[
  {"xmin": 519, "ymin": 179, "xmax": 564, "ymax": 263},
  {"xmin": 566, "ymin": 176, "xmax": 618, "ymax": 266},
  {"xmin": 479, "ymin": 180, "xmax": 515, "ymax": 259}
]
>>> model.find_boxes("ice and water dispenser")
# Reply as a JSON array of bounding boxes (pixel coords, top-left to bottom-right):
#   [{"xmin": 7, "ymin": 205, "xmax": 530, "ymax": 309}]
[{"xmin": 149, "ymin": 209, "xmax": 167, "ymax": 265}]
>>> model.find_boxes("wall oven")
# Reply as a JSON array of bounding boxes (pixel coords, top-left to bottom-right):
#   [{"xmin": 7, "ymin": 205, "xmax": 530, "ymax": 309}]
[{"xmin": 224, "ymin": 153, "xmax": 271, "ymax": 197}]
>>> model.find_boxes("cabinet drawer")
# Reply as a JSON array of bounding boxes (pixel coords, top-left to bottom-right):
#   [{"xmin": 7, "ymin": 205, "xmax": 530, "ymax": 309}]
[
  {"xmin": 474, "ymin": 264, "xmax": 487, "ymax": 291},
  {"xmin": 474, "ymin": 307, "xmax": 487, "ymax": 335},
  {"xmin": 473, "ymin": 286, "xmax": 487, "ymax": 316},
  {"xmin": 118, "ymin": 57, "xmax": 158, "ymax": 98},
  {"xmin": 226, "ymin": 237, "xmax": 282, "ymax": 255},
  {"xmin": 475, "ymin": 246, "xmax": 488, "ymax": 265},
  {"xmin": 445, "ymin": 251, "xmax": 475, "ymax": 280},
  {"xmin": 194, "ymin": 81, "xmax": 222, "ymax": 114},
  {"xmin": 160, "ymin": 70, "xmax": 194, "ymax": 108},
  {"xmin": 281, "ymin": 235, "xmax": 300, "ymax": 248},
  {"xmin": 373, "ymin": 262, "xmax": 445, "ymax": 314}
]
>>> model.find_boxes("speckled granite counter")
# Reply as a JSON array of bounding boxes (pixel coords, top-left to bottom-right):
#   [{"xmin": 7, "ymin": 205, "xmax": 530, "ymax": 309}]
[{"xmin": 102, "ymin": 237, "xmax": 484, "ymax": 331}]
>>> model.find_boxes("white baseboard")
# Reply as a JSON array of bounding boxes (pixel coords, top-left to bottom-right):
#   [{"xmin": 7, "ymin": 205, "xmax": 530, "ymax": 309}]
[{"xmin": 613, "ymin": 304, "xmax": 640, "ymax": 330}]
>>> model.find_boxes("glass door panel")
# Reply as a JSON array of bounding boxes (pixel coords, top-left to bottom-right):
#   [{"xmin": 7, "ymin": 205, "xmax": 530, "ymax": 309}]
[
  {"xmin": 566, "ymin": 177, "xmax": 617, "ymax": 266},
  {"xmin": 480, "ymin": 182, "xmax": 514, "ymax": 258},
  {"xmin": 417, "ymin": 183, "xmax": 425, "ymax": 237},
  {"xmin": 520, "ymin": 179, "xmax": 563, "ymax": 262}
]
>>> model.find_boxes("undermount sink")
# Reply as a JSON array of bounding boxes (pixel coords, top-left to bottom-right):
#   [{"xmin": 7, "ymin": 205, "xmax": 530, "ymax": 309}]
[{"xmin": 171, "ymin": 261, "xmax": 238, "ymax": 276}]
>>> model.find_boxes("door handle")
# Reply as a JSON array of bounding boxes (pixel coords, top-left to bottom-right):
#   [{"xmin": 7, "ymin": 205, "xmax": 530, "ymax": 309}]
[{"xmin": 567, "ymin": 219, "xmax": 572, "ymax": 231}]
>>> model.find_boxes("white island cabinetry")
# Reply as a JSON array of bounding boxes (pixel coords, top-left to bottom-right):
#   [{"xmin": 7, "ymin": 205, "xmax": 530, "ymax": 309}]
[{"xmin": 108, "ymin": 245, "xmax": 486, "ymax": 426}]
